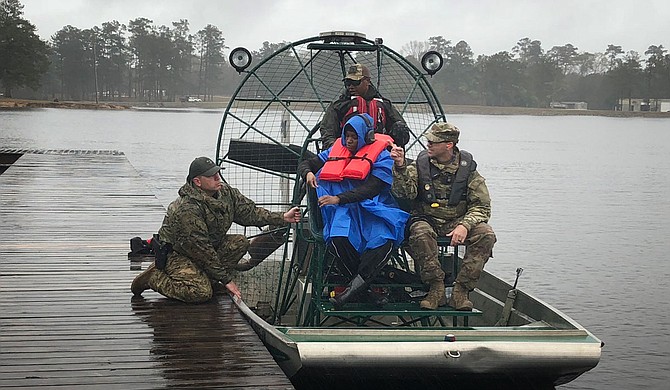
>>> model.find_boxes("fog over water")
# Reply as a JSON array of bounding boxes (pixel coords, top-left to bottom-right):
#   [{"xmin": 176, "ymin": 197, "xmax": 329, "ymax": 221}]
[{"xmin": 2, "ymin": 108, "xmax": 669, "ymax": 389}]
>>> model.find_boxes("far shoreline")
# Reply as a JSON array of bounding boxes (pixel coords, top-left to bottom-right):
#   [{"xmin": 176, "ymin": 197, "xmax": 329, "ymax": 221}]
[{"xmin": 1, "ymin": 98, "xmax": 669, "ymax": 118}]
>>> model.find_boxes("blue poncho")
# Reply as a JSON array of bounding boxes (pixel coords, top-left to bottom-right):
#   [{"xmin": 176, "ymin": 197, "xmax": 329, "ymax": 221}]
[{"xmin": 316, "ymin": 114, "xmax": 409, "ymax": 253}]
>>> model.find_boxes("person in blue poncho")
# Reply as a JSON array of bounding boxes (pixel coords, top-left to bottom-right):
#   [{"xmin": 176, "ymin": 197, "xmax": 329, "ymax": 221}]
[{"xmin": 298, "ymin": 113, "xmax": 409, "ymax": 309}]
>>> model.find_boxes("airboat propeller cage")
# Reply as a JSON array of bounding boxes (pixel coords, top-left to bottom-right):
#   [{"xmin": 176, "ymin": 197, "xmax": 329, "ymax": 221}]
[
  {"xmin": 217, "ymin": 30, "xmax": 447, "ymax": 166},
  {"xmin": 215, "ymin": 31, "xmax": 448, "ymax": 231}
]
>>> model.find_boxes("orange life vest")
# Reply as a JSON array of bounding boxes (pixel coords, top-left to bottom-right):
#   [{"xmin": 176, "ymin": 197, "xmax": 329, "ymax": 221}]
[
  {"xmin": 341, "ymin": 96, "xmax": 387, "ymax": 130},
  {"xmin": 319, "ymin": 134, "xmax": 393, "ymax": 182}
]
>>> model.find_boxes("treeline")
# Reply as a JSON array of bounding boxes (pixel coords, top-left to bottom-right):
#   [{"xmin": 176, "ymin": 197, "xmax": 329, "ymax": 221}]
[
  {"xmin": 43, "ymin": 18, "xmax": 233, "ymax": 102},
  {"xmin": 401, "ymin": 37, "xmax": 670, "ymax": 110},
  {"xmin": 1, "ymin": 0, "xmax": 236, "ymax": 102},
  {"xmin": 1, "ymin": 0, "xmax": 244, "ymax": 101},
  {"xmin": 2, "ymin": 0, "xmax": 669, "ymax": 110}
]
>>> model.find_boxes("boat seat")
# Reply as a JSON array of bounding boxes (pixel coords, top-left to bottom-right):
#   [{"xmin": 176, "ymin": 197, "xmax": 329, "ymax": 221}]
[
  {"xmin": 317, "ymin": 241, "xmax": 477, "ymax": 328},
  {"xmin": 389, "ymin": 238, "xmax": 461, "ymax": 289},
  {"xmin": 302, "ymin": 184, "xmax": 479, "ymax": 327}
]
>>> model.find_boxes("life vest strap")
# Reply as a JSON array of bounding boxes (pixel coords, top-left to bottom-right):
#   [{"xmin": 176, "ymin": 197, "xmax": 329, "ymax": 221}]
[
  {"xmin": 341, "ymin": 134, "xmax": 393, "ymax": 181},
  {"xmin": 341, "ymin": 96, "xmax": 387, "ymax": 131}
]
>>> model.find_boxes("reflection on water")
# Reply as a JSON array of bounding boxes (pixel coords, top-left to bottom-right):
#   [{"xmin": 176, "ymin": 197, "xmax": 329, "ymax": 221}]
[
  {"xmin": 131, "ymin": 297, "xmax": 229, "ymax": 385},
  {"xmin": 130, "ymin": 295, "xmax": 289, "ymax": 388},
  {"xmin": 2, "ymin": 108, "xmax": 670, "ymax": 389}
]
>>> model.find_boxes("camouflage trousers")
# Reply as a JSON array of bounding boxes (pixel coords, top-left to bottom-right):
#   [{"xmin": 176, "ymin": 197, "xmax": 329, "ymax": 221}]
[
  {"xmin": 149, "ymin": 234, "xmax": 249, "ymax": 303},
  {"xmin": 406, "ymin": 220, "xmax": 496, "ymax": 290}
]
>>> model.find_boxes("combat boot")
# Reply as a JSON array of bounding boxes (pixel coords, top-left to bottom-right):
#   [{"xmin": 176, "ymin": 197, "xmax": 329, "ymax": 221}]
[
  {"xmin": 420, "ymin": 281, "xmax": 447, "ymax": 310},
  {"xmin": 235, "ymin": 257, "xmax": 263, "ymax": 271},
  {"xmin": 131, "ymin": 263, "xmax": 156, "ymax": 296},
  {"xmin": 449, "ymin": 283, "xmax": 474, "ymax": 311}
]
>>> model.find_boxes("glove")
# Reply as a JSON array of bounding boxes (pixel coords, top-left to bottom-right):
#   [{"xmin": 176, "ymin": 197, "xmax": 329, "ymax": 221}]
[{"xmin": 389, "ymin": 121, "xmax": 410, "ymax": 147}]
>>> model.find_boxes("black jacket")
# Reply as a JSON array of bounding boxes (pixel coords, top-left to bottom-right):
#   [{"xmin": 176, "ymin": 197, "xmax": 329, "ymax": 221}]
[{"xmin": 319, "ymin": 84, "xmax": 406, "ymax": 149}]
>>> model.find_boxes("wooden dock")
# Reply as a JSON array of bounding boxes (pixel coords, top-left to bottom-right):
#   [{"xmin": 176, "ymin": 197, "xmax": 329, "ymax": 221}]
[{"xmin": 0, "ymin": 150, "xmax": 294, "ymax": 389}]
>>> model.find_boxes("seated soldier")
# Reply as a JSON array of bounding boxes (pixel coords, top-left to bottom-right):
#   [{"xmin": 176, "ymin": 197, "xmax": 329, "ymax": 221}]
[
  {"xmin": 390, "ymin": 123, "xmax": 496, "ymax": 311},
  {"xmin": 299, "ymin": 113, "xmax": 409, "ymax": 309}
]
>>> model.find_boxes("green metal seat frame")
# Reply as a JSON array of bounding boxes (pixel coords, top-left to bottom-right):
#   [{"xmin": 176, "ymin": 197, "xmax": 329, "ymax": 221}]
[{"xmin": 292, "ymin": 173, "xmax": 480, "ymax": 327}]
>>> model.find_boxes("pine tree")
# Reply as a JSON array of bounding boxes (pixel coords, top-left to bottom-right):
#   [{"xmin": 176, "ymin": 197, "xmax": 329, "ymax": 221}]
[{"xmin": 0, "ymin": 0, "xmax": 49, "ymax": 97}]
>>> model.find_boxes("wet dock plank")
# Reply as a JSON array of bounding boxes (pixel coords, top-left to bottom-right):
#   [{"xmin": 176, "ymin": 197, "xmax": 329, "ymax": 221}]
[{"xmin": 0, "ymin": 151, "xmax": 294, "ymax": 389}]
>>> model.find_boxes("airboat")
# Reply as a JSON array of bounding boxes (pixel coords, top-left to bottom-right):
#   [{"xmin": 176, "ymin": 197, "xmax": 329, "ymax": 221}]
[{"xmin": 215, "ymin": 31, "xmax": 602, "ymax": 389}]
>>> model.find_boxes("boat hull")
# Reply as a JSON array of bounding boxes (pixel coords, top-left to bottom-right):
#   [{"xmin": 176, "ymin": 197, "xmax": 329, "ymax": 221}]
[
  {"xmin": 290, "ymin": 339, "xmax": 599, "ymax": 387},
  {"xmin": 234, "ymin": 266, "xmax": 602, "ymax": 389},
  {"xmin": 235, "ymin": 295, "xmax": 601, "ymax": 389}
]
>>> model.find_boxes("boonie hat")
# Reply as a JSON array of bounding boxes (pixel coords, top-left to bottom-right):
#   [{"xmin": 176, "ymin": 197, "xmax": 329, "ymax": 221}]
[
  {"xmin": 424, "ymin": 122, "xmax": 460, "ymax": 143},
  {"xmin": 187, "ymin": 156, "xmax": 224, "ymax": 182},
  {"xmin": 344, "ymin": 64, "xmax": 371, "ymax": 81}
]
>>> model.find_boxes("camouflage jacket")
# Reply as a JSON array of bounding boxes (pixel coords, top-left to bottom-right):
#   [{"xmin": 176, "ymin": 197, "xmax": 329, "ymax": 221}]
[
  {"xmin": 319, "ymin": 84, "xmax": 404, "ymax": 149},
  {"xmin": 391, "ymin": 148, "xmax": 491, "ymax": 231},
  {"xmin": 158, "ymin": 182, "xmax": 286, "ymax": 282}
]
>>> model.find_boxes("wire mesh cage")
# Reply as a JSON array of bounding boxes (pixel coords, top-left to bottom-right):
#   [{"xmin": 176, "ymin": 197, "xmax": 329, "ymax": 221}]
[{"xmin": 215, "ymin": 32, "xmax": 446, "ymax": 314}]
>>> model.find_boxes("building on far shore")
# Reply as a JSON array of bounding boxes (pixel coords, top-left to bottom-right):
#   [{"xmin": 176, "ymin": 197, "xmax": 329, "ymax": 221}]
[
  {"xmin": 618, "ymin": 98, "xmax": 670, "ymax": 112},
  {"xmin": 550, "ymin": 101, "xmax": 588, "ymax": 110}
]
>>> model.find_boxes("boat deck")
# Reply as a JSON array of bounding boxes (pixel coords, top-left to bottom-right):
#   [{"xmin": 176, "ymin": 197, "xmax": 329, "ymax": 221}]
[
  {"xmin": 317, "ymin": 301, "xmax": 482, "ymax": 327},
  {"xmin": 0, "ymin": 150, "xmax": 294, "ymax": 389}
]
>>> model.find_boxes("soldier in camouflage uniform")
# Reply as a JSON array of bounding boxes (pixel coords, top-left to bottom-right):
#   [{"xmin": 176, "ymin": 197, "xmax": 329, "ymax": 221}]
[
  {"xmin": 131, "ymin": 157, "xmax": 301, "ymax": 303},
  {"xmin": 320, "ymin": 64, "xmax": 409, "ymax": 149},
  {"xmin": 390, "ymin": 123, "xmax": 496, "ymax": 310}
]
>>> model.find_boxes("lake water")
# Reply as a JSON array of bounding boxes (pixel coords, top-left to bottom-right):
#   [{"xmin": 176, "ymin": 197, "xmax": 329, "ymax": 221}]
[{"xmin": 1, "ymin": 108, "xmax": 669, "ymax": 389}]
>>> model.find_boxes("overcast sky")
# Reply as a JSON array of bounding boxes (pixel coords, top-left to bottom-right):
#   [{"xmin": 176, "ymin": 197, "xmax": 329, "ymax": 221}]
[{"xmin": 21, "ymin": 0, "xmax": 670, "ymax": 57}]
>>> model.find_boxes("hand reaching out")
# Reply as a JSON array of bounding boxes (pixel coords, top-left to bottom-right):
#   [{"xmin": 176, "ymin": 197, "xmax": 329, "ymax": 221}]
[
  {"xmin": 305, "ymin": 172, "xmax": 318, "ymax": 188},
  {"xmin": 283, "ymin": 206, "xmax": 301, "ymax": 223},
  {"xmin": 318, "ymin": 195, "xmax": 339, "ymax": 207},
  {"xmin": 225, "ymin": 281, "xmax": 242, "ymax": 299},
  {"xmin": 390, "ymin": 142, "xmax": 405, "ymax": 167},
  {"xmin": 446, "ymin": 225, "xmax": 468, "ymax": 246}
]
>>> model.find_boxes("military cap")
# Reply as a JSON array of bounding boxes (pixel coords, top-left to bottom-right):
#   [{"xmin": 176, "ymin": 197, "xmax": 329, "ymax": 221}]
[
  {"xmin": 424, "ymin": 122, "xmax": 460, "ymax": 143},
  {"xmin": 187, "ymin": 156, "xmax": 224, "ymax": 182},
  {"xmin": 344, "ymin": 64, "xmax": 371, "ymax": 81}
]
